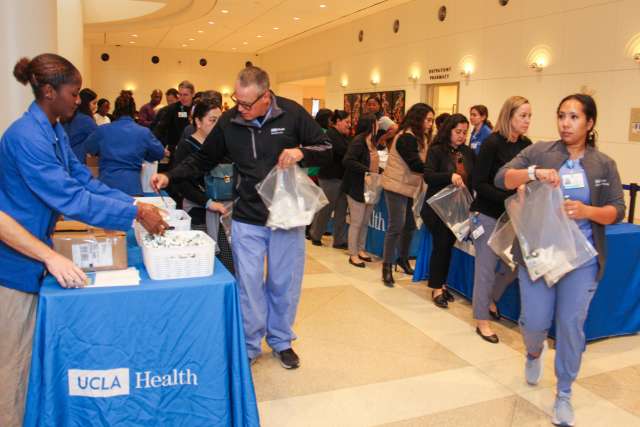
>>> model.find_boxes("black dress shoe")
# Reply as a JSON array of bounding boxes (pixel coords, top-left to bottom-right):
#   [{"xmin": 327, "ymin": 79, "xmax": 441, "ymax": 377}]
[
  {"xmin": 358, "ymin": 254, "xmax": 372, "ymax": 262},
  {"xmin": 443, "ymin": 288, "xmax": 455, "ymax": 302},
  {"xmin": 395, "ymin": 257, "xmax": 414, "ymax": 275},
  {"xmin": 432, "ymin": 290, "xmax": 448, "ymax": 308},
  {"xmin": 382, "ymin": 263, "xmax": 395, "ymax": 287},
  {"xmin": 349, "ymin": 258, "xmax": 366, "ymax": 268},
  {"xmin": 476, "ymin": 327, "xmax": 499, "ymax": 344},
  {"xmin": 311, "ymin": 240, "xmax": 323, "ymax": 247},
  {"xmin": 489, "ymin": 306, "xmax": 501, "ymax": 321}
]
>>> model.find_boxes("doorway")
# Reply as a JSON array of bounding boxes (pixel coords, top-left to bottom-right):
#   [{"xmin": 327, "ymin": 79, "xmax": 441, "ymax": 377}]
[{"xmin": 423, "ymin": 82, "xmax": 459, "ymax": 117}]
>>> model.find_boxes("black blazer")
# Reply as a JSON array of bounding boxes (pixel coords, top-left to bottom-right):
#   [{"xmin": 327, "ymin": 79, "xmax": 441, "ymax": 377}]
[
  {"xmin": 341, "ymin": 134, "xmax": 373, "ymax": 203},
  {"xmin": 423, "ymin": 143, "xmax": 476, "ymax": 201},
  {"xmin": 319, "ymin": 127, "xmax": 349, "ymax": 180}
]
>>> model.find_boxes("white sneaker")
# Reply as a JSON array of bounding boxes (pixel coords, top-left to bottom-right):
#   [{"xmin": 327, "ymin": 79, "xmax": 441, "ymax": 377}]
[
  {"xmin": 552, "ymin": 392, "xmax": 575, "ymax": 426},
  {"xmin": 525, "ymin": 341, "xmax": 547, "ymax": 385}
]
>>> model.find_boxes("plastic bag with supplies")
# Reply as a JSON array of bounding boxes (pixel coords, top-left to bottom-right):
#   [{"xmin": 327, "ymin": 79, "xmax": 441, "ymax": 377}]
[
  {"xmin": 487, "ymin": 212, "xmax": 517, "ymax": 271},
  {"xmin": 363, "ymin": 172, "xmax": 383, "ymax": 205},
  {"xmin": 219, "ymin": 201, "xmax": 234, "ymax": 242},
  {"xmin": 412, "ymin": 183, "xmax": 427, "ymax": 229},
  {"xmin": 426, "ymin": 184, "xmax": 473, "ymax": 241},
  {"xmin": 504, "ymin": 181, "xmax": 597, "ymax": 285},
  {"xmin": 256, "ymin": 165, "xmax": 329, "ymax": 230}
]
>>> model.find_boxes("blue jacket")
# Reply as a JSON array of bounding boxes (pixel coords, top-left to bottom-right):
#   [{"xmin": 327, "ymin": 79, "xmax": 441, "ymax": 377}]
[
  {"xmin": 85, "ymin": 116, "xmax": 165, "ymax": 195},
  {"xmin": 470, "ymin": 124, "xmax": 492, "ymax": 154},
  {"xmin": 62, "ymin": 111, "xmax": 98, "ymax": 164},
  {"xmin": 0, "ymin": 102, "xmax": 138, "ymax": 293}
]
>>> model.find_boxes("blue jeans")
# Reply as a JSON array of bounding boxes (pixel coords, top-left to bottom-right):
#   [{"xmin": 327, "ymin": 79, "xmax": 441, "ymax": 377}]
[{"xmin": 231, "ymin": 220, "xmax": 305, "ymax": 359}]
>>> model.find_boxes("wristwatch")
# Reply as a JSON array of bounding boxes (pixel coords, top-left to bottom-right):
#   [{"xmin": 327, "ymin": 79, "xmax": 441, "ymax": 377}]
[{"xmin": 527, "ymin": 165, "xmax": 538, "ymax": 181}]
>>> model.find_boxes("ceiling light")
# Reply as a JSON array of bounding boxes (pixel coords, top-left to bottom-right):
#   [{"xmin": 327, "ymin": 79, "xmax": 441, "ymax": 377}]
[
  {"xmin": 293, "ymin": 17, "xmax": 300, "ymax": 21},
  {"xmin": 130, "ymin": 34, "xmax": 138, "ymax": 38},
  {"xmin": 221, "ymin": 9, "xmax": 229, "ymax": 14},
  {"xmin": 197, "ymin": 30, "xmax": 204, "ymax": 33},
  {"xmin": 242, "ymin": 41, "xmax": 248, "ymax": 45},
  {"xmin": 273, "ymin": 27, "xmax": 279, "ymax": 30},
  {"xmin": 188, "ymin": 38, "xmax": 195, "ymax": 41},
  {"xmin": 231, "ymin": 47, "xmax": 237, "ymax": 50},
  {"xmin": 256, "ymin": 35, "xmax": 263, "ymax": 38},
  {"xmin": 320, "ymin": 4, "xmax": 326, "ymax": 8},
  {"xmin": 129, "ymin": 41, "xmax": 136, "ymax": 44},
  {"xmin": 181, "ymin": 44, "xmax": 188, "ymax": 47},
  {"xmin": 208, "ymin": 21, "xmax": 215, "ymax": 25}
]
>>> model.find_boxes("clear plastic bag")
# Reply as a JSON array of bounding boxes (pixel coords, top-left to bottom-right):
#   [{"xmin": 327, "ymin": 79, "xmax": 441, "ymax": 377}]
[
  {"xmin": 256, "ymin": 165, "xmax": 329, "ymax": 230},
  {"xmin": 140, "ymin": 161, "xmax": 158, "ymax": 193},
  {"xmin": 363, "ymin": 172, "xmax": 383, "ymax": 205},
  {"xmin": 412, "ymin": 183, "xmax": 427, "ymax": 229},
  {"xmin": 219, "ymin": 201, "xmax": 233, "ymax": 242},
  {"xmin": 427, "ymin": 184, "xmax": 473, "ymax": 241},
  {"xmin": 505, "ymin": 181, "xmax": 597, "ymax": 285},
  {"xmin": 487, "ymin": 212, "xmax": 517, "ymax": 271}
]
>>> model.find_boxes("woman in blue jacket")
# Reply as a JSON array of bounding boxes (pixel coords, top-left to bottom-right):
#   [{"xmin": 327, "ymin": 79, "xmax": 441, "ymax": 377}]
[
  {"xmin": 0, "ymin": 54, "xmax": 167, "ymax": 425},
  {"xmin": 61, "ymin": 87, "xmax": 98, "ymax": 164},
  {"xmin": 85, "ymin": 95, "xmax": 166, "ymax": 195},
  {"xmin": 469, "ymin": 104, "xmax": 493, "ymax": 154}
]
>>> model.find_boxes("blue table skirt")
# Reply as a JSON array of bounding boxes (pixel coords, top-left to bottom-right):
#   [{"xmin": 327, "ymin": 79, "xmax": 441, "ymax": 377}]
[
  {"xmin": 412, "ymin": 223, "xmax": 640, "ymax": 342},
  {"xmin": 25, "ymin": 239, "xmax": 260, "ymax": 426}
]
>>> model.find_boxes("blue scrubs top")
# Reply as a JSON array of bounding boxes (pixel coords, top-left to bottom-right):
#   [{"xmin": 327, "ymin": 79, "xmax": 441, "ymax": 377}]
[
  {"xmin": 560, "ymin": 158, "xmax": 597, "ymax": 266},
  {"xmin": 62, "ymin": 111, "xmax": 98, "ymax": 164},
  {"xmin": 470, "ymin": 124, "xmax": 492, "ymax": 154},
  {"xmin": 84, "ymin": 116, "xmax": 165, "ymax": 195},
  {"xmin": 0, "ymin": 102, "xmax": 137, "ymax": 293}
]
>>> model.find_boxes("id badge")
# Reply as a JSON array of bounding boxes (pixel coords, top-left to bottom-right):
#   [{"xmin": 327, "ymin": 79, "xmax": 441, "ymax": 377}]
[
  {"xmin": 178, "ymin": 111, "xmax": 188, "ymax": 118},
  {"xmin": 472, "ymin": 225, "xmax": 485, "ymax": 240},
  {"xmin": 562, "ymin": 173, "xmax": 585, "ymax": 189}
]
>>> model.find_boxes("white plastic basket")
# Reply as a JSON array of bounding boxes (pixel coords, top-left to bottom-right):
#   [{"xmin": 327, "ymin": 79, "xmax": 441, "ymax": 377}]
[
  {"xmin": 134, "ymin": 196, "xmax": 176, "ymax": 210},
  {"xmin": 134, "ymin": 209, "xmax": 191, "ymax": 246},
  {"xmin": 141, "ymin": 231, "xmax": 216, "ymax": 280}
]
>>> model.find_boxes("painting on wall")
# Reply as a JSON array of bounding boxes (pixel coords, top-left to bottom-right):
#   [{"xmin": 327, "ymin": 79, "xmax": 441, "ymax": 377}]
[{"xmin": 343, "ymin": 90, "xmax": 405, "ymax": 135}]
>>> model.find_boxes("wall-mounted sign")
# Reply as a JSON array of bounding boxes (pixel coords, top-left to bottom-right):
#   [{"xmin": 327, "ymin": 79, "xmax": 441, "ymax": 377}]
[
  {"xmin": 428, "ymin": 66, "xmax": 451, "ymax": 81},
  {"xmin": 629, "ymin": 108, "xmax": 640, "ymax": 142}
]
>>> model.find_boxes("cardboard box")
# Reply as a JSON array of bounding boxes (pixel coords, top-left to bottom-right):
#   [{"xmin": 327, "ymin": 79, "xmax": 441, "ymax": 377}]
[{"xmin": 52, "ymin": 221, "xmax": 127, "ymax": 272}]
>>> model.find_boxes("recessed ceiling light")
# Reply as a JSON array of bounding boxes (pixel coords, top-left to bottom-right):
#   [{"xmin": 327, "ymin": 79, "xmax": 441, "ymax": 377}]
[
  {"xmin": 221, "ymin": 9, "xmax": 229, "ymax": 14},
  {"xmin": 188, "ymin": 37, "xmax": 195, "ymax": 41},
  {"xmin": 208, "ymin": 21, "xmax": 215, "ymax": 25},
  {"xmin": 231, "ymin": 47, "xmax": 237, "ymax": 50},
  {"xmin": 273, "ymin": 27, "xmax": 279, "ymax": 30},
  {"xmin": 128, "ymin": 41, "xmax": 136, "ymax": 44},
  {"xmin": 242, "ymin": 41, "xmax": 248, "ymax": 45},
  {"xmin": 130, "ymin": 34, "xmax": 138, "ymax": 38},
  {"xmin": 256, "ymin": 35, "xmax": 263, "ymax": 38},
  {"xmin": 293, "ymin": 17, "xmax": 300, "ymax": 21},
  {"xmin": 197, "ymin": 29, "xmax": 204, "ymax": 33},
  {"xmin": 181, "ymin": 43, "xmax": 188, "ymax": 47},
  {"xmin": 320, "ymin": 4, "xmax": 326, "ymax": 8}
]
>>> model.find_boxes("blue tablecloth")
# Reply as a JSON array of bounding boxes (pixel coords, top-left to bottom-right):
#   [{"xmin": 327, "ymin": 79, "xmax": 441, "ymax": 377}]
[
  {"xmin": 364, "ymin": 191, "xmax": 421, "ymax": 257},
  {"xmin": 25, "ymin": 241, "xmax": 260, "ymax": 426},
  {"xmin": 413, "ymin": 223, "xmax": 640, "ymax": 342}
]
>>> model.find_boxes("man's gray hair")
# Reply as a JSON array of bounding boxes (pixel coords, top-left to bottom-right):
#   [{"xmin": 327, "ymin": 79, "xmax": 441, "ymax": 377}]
[{"xmin": 236, "ymin": 66, "xmax": 270, "ymax": 92}]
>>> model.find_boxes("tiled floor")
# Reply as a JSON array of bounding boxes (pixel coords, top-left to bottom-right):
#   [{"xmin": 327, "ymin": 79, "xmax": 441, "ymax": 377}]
[{"xmin": 252, "ymin": 240, "xmax": 640, "ymax": 426}]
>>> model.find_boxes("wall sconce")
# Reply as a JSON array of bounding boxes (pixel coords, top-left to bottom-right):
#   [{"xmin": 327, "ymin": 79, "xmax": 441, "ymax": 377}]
[
  {"xmin": 340, "ymin": 78, "xmax": 348, "ymax": 88},
  {"xmin": 460, "ymin": 63, "xmax": 474, "ymax": 78},
  {"xmin": 634, "ymin": 53, "xmax": 640, "ymax": 64},
  {"xmin": 220, "ymin": 86, "xmax": 231, "ymax": 96},
  {"xmin": 370, "ymin": 75, "xmax": 380, "ymax": 86},
  {"xmin": 529, "ymin": 58, "xmax": 546, "ymax": 72},
  {"xmin": 408, "ymin": 73, "xmax": 419, "ymax": 82}
]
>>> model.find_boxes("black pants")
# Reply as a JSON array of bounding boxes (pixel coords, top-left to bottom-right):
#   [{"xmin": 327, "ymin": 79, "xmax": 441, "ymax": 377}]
[
  {"xmin": 382, "ymin": 191, "xmax": 416, "ymax": 263},
  {"xmin": 421, "ymin": 205, "xmax": 455, "ymax": 289}
]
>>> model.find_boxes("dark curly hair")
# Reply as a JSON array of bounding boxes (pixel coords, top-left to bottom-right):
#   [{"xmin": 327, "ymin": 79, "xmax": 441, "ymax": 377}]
[
  {"xmin": 432, "ymin": 113, "xmax": 469, "ymax": 146},
  {"xmin": 397, "ymin": 103, "xmax": 435, "ymax": 148},
  {"xmin": 113, "ymin": 95, "xmax": 136, "ymax": 120}
]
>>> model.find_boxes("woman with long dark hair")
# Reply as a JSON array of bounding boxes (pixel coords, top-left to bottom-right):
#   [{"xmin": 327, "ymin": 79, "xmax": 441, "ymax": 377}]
[
  {"xmin": 495, "ymin": 94, "xmax": 624, "ymax": 427},
  {"xmin": 341, "ymin": 114, "xmax": 379, "ymax": 268},
  {"xmin": 421, "ymin": 114, "xmax": 475, "ymax": 308},
  {"xmin": 309, "ymin": 109, "xmax": 351, "ymax": 248},
  {"xmin": 380, "ymin": 103, "xmax": 435, "ymax": 287},
  {"xmin": 61, "ymin": 87, "xmax": 98, "ymax": 164},
  {"xmin": 84, "ymin": 94, "xmax": 166, "ymax": 195}
]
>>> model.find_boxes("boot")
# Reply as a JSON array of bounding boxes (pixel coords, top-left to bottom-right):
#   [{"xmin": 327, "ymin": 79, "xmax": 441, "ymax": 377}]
[
  {"xmin": 395, "ymin": 257, "xmax": 414, "ymax": 275},
  {"xmin": 382, "ymin": 263, "xmax": 395, "ymax": 288}
]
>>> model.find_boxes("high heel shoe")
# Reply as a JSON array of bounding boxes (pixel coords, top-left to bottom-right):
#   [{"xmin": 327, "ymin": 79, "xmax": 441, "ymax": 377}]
[
  {"xmin": 349, "ymin": 257, "xmax": 365, "ymax": 268},
  {"xmin": 395, "ymin": 257, "xmax": 414, "ymax": 275},
  {"xmin": 489, "ymin": 304, "xmax": 501, "ymax": 321},
  {"xmin": 476, "ymin": 327, "xmax": 499, "ymax": 344},
  {"xmin": 443, "ymin": 287, "xmax": 455, "ymax": 302},
  {"xmin": 382, "ymin": 263, "xmax": 395, "ymax": 288},
  {"xmin": 431, "ymin": 290, "xmax": 448, "ymax": 308}
]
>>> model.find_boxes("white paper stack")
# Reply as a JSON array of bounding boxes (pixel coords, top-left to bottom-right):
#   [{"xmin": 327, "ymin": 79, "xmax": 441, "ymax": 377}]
[{"xmin": 86, "ymin": 267, "xmax": 141, "ymax": 288}]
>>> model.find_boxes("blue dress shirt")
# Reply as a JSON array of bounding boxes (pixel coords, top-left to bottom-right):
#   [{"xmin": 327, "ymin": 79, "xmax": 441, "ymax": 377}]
[{"xmin": 62, "ymin": 111, "xmax": 98, "ymax": 164}]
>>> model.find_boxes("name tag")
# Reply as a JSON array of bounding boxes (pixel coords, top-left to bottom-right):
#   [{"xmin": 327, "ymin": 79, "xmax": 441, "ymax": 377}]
[
  {"xmin": 271, "ymin": 127, "xmax": 285, "ymax": 135},
  {"xmin": 178, "ymin": 111, "xmax": 188, "ymax": 118},
  {"xmin": 471, "ymin": 225, "xmax": 485, "ymax": 240},
  {"xmin": 562, "ymin": 173, "xmax": 585, "ymax": 189}
]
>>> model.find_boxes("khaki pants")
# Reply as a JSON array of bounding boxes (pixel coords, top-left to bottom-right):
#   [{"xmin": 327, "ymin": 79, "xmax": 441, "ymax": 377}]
[{"xmin": 0, "ymin": 286, "xmax": 38, "ymax": 427}]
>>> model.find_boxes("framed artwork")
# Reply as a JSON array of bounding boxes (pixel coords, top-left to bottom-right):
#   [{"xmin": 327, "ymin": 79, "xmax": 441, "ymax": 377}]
[{"xmin": 343, "ymin": 90, "xmax": 406, "ymax": 135}]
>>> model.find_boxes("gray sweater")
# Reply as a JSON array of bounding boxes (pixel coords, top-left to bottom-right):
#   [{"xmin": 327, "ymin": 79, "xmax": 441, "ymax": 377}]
[{"xmin": 495, "ymin": 140, "xmax": 626, "ymax": 281}]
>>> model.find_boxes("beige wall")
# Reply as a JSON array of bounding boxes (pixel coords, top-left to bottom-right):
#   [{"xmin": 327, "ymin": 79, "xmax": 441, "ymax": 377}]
[
  {"xmin": 57, "ymin": 0, "xmax": 84, "ymax": 78},
  {"xmin": 261, "ymin": 0, "xmax": 640, "ymax": 188},
  {"xmin": 88, "ymin": 45, "xmax": 252, "ymax": 107}
]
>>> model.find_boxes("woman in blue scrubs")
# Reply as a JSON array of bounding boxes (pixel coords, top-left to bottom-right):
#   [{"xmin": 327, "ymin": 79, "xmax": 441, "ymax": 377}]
[
  {"xmin": 85, "ymin": 95, "xmax": 166, "ymax": 195},
  {"xmin": 0, "ymin": 53, "xmax": 167, "ymax": 425},
  {"xmin": 469, "ymin": 104, "xmax": 492, "ymax": 154},
  {"xmin": 496, "ymin": 94, "xmax": 625, "ymax": 427},
  {"xmin": 61, "ymin": 88, "xmax": 98, "ymax": 164}
]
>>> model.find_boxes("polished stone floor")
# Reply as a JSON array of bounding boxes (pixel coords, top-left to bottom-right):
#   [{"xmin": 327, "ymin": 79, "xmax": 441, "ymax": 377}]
[{"xmin": 251, "ymin": 239, "xmax": 640, "ymax": 426}]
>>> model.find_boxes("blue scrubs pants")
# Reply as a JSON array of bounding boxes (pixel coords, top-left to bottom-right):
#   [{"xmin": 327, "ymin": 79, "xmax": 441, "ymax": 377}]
[
  {"xmin": 518, "ymin": 262, "xmax": 598, "ymax": 394},
  {"xmin": 231, "ymin": 220, "xmax": 305, "ymax": 359}
]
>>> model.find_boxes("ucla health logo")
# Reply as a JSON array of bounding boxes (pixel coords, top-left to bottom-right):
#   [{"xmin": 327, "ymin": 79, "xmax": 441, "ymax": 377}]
[{"xmin": 68, "ymin": 368, "xmax": 198, "ymax": 398}]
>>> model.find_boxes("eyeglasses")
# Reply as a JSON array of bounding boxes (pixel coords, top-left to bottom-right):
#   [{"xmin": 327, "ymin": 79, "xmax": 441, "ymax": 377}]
[{"xmin": 230, "ymin": 91, "xmax": 266, "ymax": 110}]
